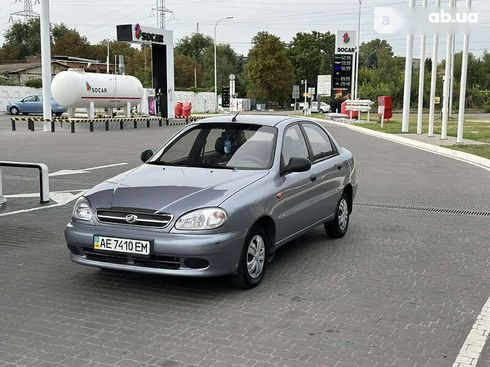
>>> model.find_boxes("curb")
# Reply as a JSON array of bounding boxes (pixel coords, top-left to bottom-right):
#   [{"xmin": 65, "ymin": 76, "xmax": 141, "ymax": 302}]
[{"xmin": 321, "ymin": 119, "xmax": 490, "ymax": 172}]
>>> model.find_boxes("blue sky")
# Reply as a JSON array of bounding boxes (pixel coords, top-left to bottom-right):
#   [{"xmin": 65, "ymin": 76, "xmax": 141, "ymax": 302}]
[{"xmin": 1, "ymin": 0, "xmax": 489, "ymax": 58}]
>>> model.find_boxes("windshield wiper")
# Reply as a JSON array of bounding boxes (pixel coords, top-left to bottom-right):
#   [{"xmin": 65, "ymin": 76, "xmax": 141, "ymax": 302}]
[
  {"xmin": 146, "ymin": 161, "xmax": 179, "ymax": 166},
  {"xmin": 189, "ymin": 163, "xmax": 237, "ymax": 170}
]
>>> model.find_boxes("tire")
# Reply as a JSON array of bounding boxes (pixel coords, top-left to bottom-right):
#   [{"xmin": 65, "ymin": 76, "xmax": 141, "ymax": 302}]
[
  {"xmin": 10, "ymin": 106, "xmax": 19, "ymax": 115},
  {"xmin": 229, "ymin": 226, "xmax": 268, "ymax": 289},
  {"xmin": 325, "ymin": 193, "xmax": 350, "ymax": 238},
  {"xmin": 54, "ymin": 112, "xmax": 63, "ymax": 117}
]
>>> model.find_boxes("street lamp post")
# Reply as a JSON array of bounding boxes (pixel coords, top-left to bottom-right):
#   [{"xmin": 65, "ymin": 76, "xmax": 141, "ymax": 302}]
[{"xmin": 214, "ymin": 16, "xmax": 233, "ymax": 113}]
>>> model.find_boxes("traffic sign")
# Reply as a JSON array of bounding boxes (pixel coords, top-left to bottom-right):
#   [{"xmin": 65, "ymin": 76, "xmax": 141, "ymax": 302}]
[
  {"xmin": 292, "ymin": 85, "xmax": 300, "ymax": 99},
  {"xmin": 308, "ymin": 87, "xmax": 316, "ymax": 96}
]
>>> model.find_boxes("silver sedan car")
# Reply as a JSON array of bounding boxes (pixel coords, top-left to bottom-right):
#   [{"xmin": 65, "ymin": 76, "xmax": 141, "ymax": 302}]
[{"xmin": 65, "ymin": 115, "xmax": 357, "ymax": 288}]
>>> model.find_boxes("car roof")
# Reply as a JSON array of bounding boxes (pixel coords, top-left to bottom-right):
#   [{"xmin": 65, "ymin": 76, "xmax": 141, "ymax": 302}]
[{"xmin": 196, "ymin": 114, "xmax": 297, "ymax": 127}]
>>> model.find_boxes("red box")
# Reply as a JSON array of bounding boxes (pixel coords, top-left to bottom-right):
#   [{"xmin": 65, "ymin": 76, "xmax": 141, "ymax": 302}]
[{"xmin": 377, "ymin": 96, "xmax": 393, "ymax": 121}]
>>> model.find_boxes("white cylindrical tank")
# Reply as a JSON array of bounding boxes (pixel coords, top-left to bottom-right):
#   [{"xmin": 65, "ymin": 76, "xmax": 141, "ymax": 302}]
[{"xmin": 51, "ymin": 69, "xmax": 144, "ymax": 109}]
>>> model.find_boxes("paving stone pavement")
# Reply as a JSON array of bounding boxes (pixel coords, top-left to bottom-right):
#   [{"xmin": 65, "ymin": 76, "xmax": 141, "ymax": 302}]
[{"xmin": 0, "ymin": 114, "xmax": 489, "ymax": 367}]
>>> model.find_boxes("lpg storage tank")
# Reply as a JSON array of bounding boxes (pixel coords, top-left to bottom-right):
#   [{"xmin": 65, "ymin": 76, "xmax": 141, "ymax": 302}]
[{"xmin": 51, "ymin": 69, "xmax": 144, "ymax": 118}]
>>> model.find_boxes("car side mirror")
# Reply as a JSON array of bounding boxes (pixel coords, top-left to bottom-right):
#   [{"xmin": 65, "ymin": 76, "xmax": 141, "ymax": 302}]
[
  {"xmin": 282, "ymin": 157, "xmax": 311, "ymax": 175},
  {"xmin": 140, "ymin": 149, "xmax": 153, "ymax": 163}
]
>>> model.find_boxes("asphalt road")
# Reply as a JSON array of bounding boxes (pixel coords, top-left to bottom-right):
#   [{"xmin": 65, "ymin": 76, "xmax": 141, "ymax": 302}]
[{"xmin": 0, "ymin": 112, "xmax": 489, "ymax": 367}]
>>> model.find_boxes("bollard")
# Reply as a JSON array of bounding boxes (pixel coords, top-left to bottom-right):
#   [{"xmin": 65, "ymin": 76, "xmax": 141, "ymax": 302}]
[
  {"xmin": 105, "ymin": 121, "xmax": 109, "ymax": 131},
  {"xmin": 159, "ymin": 119, "xmax": 162, "ymax": 127},
  {"xmin": 147, "ymin": 120, "xmax": 150, "ymax": 128},
  {"xmin": 50, "ymin": 120, "xmax": 55, "ymax": 132},
  {"xmin": 71, "ymin": 121, "xmax": 75, "ymax": 133},
  {"xmin": 30, "ymin": 118, "xmax": 35, "ymax": 131},
  {"xmin": 89, "ymin": 121, "xmax": 94, "ymax": 132},
  {"xmin": 120, "ymin": 121, "xmax": 124, "ymax": 130},
  {"xmin": 11, "ymin": 119, "xmax": 16, "ymax": 131},
  {"xmin": 134, "ymin": 120, "xmax": 137, "ymax": 129}
]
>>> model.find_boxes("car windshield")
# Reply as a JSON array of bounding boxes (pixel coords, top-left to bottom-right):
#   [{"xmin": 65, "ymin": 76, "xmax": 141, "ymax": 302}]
[{"xmin": 150, "ymin": 123, "xmax": 277, "ymax": 170}]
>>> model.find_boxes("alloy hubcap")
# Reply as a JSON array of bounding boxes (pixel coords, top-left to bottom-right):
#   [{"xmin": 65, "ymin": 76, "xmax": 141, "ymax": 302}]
[
  {"xmin": 338, "ymin": 199, "xmax": 349, "ymax": 232},
  {"xmin": 246, "ymin": 234, "xmax": 265, "ymax": 279}
]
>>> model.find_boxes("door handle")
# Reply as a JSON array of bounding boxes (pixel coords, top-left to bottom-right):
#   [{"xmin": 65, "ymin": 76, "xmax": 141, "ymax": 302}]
[
  {"xmin": 310, "ymin": 174, "xmax": 317, "ymax": 182},
  {"xmin": 336, "ymin": 163, "xmax": 342, "ymax": 171}
]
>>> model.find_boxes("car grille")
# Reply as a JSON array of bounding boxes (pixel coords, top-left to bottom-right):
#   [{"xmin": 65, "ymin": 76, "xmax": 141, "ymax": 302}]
[
  {"xmin": 82, "ymin": 249, "xmax": 209, "ymax": 270},
  {"xmin": 96, "ymin": 209, "xmax": 172, "ymax": 228},
  {"xmin": 84, "ymin": 249, "xmax": 181, "ymax": 269}
]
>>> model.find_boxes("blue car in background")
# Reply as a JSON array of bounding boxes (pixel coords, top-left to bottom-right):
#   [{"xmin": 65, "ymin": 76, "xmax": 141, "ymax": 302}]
[{"xmin": 6, "ymin": 95, "xmax": 67, "ymax": 116}]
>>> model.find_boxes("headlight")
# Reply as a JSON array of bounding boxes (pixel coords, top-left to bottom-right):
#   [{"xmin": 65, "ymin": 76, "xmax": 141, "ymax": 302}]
[
  {"xmin": 175, "ymin": 208, "xmax": 227, "ymax": 230},
  {"xmin": 72, "ymin": 196, "xmax": 93, "ymax": 221}
]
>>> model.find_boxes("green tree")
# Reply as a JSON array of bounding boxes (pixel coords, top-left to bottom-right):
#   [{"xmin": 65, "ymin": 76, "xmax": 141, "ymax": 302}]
[
  {"xmin": 3, "ymin": 18, "xmax": 41, "ymax": 60},
  {"xmin": 175, "ymin": 33, "xmax": 213, "ymax": 65},
  {"xmin": 174, "ymin": 52, "xmax": 204, "ymax": 89},
  {"xmin": 359, "ymin": 39, "xmax": 394, "ymax": 69},
  {"xmin": 288, "ymin": 31, "xmax": 335, "ymax": 87},
  {"xmin": 51, "ymin": 27, "xmax": 92, "ymax": 58},
  {"xmin": 202, "ymin": 44, "xmax": 239, "ymax": 92},
  {"xmin": 245, "ymin": 32, "xmax": 294, "ymax": 103}
]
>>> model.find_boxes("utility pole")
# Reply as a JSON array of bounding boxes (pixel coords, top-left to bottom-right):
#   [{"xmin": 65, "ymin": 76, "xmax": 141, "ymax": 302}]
[
  {"xmin": 9, "ymin": 0, "xmax": 39, "ymax": 22},
  {"xmin": 155, "ymin": 0, "xmax": 174, "ymax": 30}
]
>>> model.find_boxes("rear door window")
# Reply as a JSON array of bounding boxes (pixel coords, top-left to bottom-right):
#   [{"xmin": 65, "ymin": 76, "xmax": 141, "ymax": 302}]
[{"xmin": 302, "ymin": 124, "xmax": 336, "ymax": 162}]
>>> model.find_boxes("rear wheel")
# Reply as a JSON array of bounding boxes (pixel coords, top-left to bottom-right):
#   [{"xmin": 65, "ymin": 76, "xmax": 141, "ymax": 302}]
[
  {"xmin": 9, "ymin": 106, "xmax": 19, "ymax": 115},
  {"xmin": 325, "ymin": 193, "xmax": 350, "ymax": 238},
  {"xmin": 54, "ymin": 112, "xmax": 63, "ymax": 117},
  {"xmin": 229, "ymin": 226, "xmax": 268, "ymax": 289}
]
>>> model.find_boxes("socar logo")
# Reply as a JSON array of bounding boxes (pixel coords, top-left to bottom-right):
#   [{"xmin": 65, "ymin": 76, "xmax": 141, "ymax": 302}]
[{"xmin": 135, "ymin": 24, "xmax": 142, "ymax": 39}]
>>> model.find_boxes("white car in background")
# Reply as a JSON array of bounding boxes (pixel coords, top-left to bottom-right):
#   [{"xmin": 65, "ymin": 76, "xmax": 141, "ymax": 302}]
[
  {"xmin": 311, "ymin": 102, "xmax": 331, "ymax": 113},
  {"xmin": 296, "ymin": 102, "xmax": 331, "ymax": 113}
]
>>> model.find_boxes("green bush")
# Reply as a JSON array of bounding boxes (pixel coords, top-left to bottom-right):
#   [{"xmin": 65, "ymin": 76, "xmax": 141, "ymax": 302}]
[
  {"xmin": 25, "ymin": 78, "xmax": 42, "ymax": 88},
  {"xmin": 0, "ymin": 77, "xmax": 15, "ymax": 86},
  {"xmin": 484, "ymin": 102, "xmax": 490, "ymax": 113}
]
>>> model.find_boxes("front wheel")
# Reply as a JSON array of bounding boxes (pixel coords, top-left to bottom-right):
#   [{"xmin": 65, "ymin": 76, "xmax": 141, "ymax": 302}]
[
  {"xmin": 325, "ymin": 193, "xmax": 350, "ymax": 238},
  {"xmin": 229, "ymin": 226, "xmax": 268, "ymax": 289},
  {"xmin": 10, "ymin": 106, "xmax": 19, "ymax": 115}
]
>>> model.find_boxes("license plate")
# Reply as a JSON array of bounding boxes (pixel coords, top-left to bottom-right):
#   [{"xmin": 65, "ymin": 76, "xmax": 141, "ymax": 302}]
[{"xmin": 93, "ymin": 235, "xmax": 151, "ymax": 256}]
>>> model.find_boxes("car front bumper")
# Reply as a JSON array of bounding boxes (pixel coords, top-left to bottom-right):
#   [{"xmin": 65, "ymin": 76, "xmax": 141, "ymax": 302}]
[{"xmin": 65, "ymin": 222, "xmax": 247, "ymax": 277}]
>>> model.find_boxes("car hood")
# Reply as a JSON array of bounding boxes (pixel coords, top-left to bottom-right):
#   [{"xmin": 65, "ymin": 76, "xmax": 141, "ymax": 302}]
[{"xmin": 85, "ymin": 164, "xmax": 269, "ymax": 214}]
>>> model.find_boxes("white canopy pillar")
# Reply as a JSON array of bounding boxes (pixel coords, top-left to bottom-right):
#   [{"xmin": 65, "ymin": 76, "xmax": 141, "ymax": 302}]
[
  {"xmin": 401, "ymin": 0, "xmax": 416, "ymax": 133},
  {"xmin": 428, "ymin": 0, "xmax": 442, "ymax": 137},
  {"xmin": 417, "ymin": 0, "xmax": 428, "ymax": 135},
  {"xmin": 457, "ymin": 0, "xmax": 471, "ymax": 143}
]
